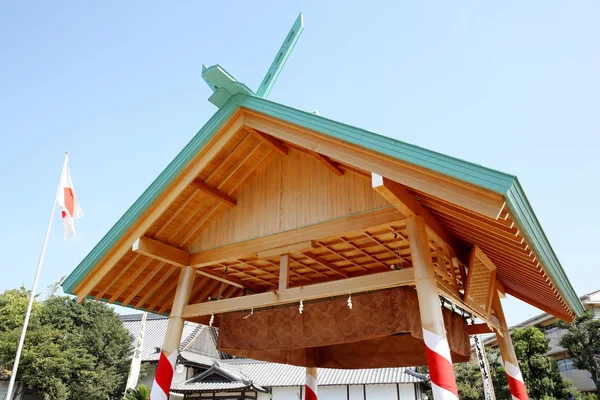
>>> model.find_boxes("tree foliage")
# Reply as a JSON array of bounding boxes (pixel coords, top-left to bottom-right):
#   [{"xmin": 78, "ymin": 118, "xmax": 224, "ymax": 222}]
[
  {"xmin": 558, "ymin": 311, "xmax": 600, "ymax": 392},
  {"xmin": 420, "ymin": 326, "xmax": 579, "ymax": 400},
  {"xmin": 123, "ymin": 384, "xmax": 150, "ymax": 400},
  {"xmin": 510, "ymin": 327, "xmax": 571, "ymax": 399},
  {"xmin": 0, "ymin": 288, "xmax": 132, "ymax": 400}
]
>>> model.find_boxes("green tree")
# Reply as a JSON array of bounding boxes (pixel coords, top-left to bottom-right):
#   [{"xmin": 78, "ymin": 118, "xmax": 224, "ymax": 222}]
[
  {"xmin": 511, "ymin": 326, "xmax": 570, "ymax": 400},
  {"xmin": 558, "ymin": 311, "xmax": 600, "ymax": 392},
  {"xmin": 123, "ymin": 384, "xmax": 150, "ymax": 400},
  {"xmin": 0, "ymin": 288, "xmax": 132, "ymax": 400}
]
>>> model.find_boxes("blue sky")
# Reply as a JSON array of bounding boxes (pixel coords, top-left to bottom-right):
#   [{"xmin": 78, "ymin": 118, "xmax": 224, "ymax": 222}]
[{"xmin": 1, "ymin": 1, "xmax": 598, "ymax": 326}]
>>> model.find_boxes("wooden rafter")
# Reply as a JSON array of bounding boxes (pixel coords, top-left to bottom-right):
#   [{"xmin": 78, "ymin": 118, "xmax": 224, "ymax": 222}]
[
  {"xmin": 244, "ymin": 110, "xmax": 506, "ymax": 219},
  {"xmin": 182, "ymin": 268, "xmax": 415, "ymax": 318},
  {"xmin": 192, "ymin": 179, "xmax": 237, "ymax": 207},
  {"xmin": 135, "ymin": 265, "xmax": 178, "ymax": 309},
  {"xmin": 372, "ymin": 173, "xmax": 460, "ymax": 255},
  {"xmin": 73, "ymin": 111, "xmax": 246, "ymax": 301},
  {"xmin": 108, "ymin": 257, "xmax": 154, "ymax": 303},
  {"xmin": 314, "ymin": 242, "xmax": 368, "ymax": 272},
  {"xmin": 257, "ymin": 241, "xmax": 316, "ymax": 259},
  {"xmin": 189, "ymin": 207, "xmax": 403, "ymax": 267},
  {"xmin": 122, "ymin": 261, "xmax": 166, "ymax": 307},
  {"xmin": 133, "ymin": 236, "xmax": 189, "ymax": 267},
  {"xmin": 301, "ymin": 252, "xmax": 350, "ymax": 278},
  {"xmin": 244, "ymin": 126, "xmax": 288, "ymax": 156},
  {"xmin": 94, "ymin": 254, "xmax": 140, "ymax": 300},
  {"xmin": 310, "ymin": 151, "xmax": 344, "ymax": 176}
]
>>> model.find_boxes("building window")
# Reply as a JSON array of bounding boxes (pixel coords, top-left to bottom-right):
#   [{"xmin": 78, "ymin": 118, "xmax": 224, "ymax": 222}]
[{"xmin": 557, "ymin": 358, "xmax": 576, "ymax": 372}]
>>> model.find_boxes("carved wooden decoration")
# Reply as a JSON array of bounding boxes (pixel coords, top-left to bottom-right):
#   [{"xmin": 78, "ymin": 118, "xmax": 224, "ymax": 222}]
[{"xmin": 465, "ymin": 245, "xmax": 497, "ymax": 316}]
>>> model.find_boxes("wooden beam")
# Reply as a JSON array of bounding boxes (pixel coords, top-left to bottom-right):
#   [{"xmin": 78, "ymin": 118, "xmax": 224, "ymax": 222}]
[
  {"xmin": 495, "ymin": 280, "xmax": 507, "ymax": 298},
  {"xmin": 243, "ymin": 110, "xmax": 505, "ymax": 219},
  {"xmin": 189, "ymin": 207, "xmax": 403, "ymax": 267},
  {"xmin": 122, "ymin": 262, "xmax": 166, "ymax": 307},
  {"xmin": 74, "ymin": 111, "xmax": 245, "ymax": 301},
  {"xmin": 135, "ymin": 265, "xmax": 178, "ymax": 309},
  {"xmin": 196, "ymin": 269, "xmax": 260, "ymax": 292},
  {"xmin": 372, "ymin": 173, "xmax": 459, "ymax": 253},
  {"xmin": 244, "ymin": 126, "xmax": 288, "ymax": 156},
  {"xmin": 257, "ymin": 240, "xmax": 316, "ymax": 259},
  {"xmin": 311, "ymin": 151, "xmax": 343, "ymax": 176},
  {"xmin": 192, "ymin": 179, "xmax": 237, "ymax": 207},
  {"xmin": 279, "ymin": 254, "xmax": 290, "ymax": 290},
  {"xmin": 466, "ymin": 323, "xmax": 494, "ymax": 335},
  {"xmin": 301, "ymin": 252, "xmax": 350, "ymax": 278},
  {"xmin": 132, "ymin": 236, "xmax": 189, "ymax": 268},
  {"xmin": 182, "ymin": 268, "xmax": 415, "ymax": 318}
]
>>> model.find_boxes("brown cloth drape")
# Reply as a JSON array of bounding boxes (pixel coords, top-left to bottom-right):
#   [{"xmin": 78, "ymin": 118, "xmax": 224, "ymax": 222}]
[{"xmin": 217, "ymin": 287, "xmax": 470, "ymax": 369}]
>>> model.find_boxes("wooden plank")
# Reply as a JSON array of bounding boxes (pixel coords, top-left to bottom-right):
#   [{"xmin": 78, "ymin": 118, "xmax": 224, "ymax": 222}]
[
  {"xmin": 243, "ymin": 110, "xmax": 505, "ymax": 219},
  {"xmin": 245, "ymin": 126, "xmax": 288, "ymax": 156},
  {"xmin": 122, "ymin": 262, "xmax": 166, "ymax": 307},
  {"xmin": 301, "ymin": 252, "xmax": 350, "ymax": 278},
  {"xmin": 135, "ymin": 265, "xmax": 178, "ymax": 309},
  {"xmin": 94, "ymin": 254, "xmax": 140, "ymax": 300},
  {"xmin": 196, "ymin": 269, "xmax": 260, "ymax": 292},
  {"xmin": 311, "ymin": 151, "xmax": 344, "ymax": 176},
  {"xmin": 466, "ymin": 323, "xmax": 494, "ymax": 335},
  {"xmin": 182, "ymin": 268, "xmax": 415, "ymax": 318},
  {"xmin": 192, "ymin": 179, "xmax": 237, "ymax": 207},
  {"xmin": 257, "ymin": 240, "xmax": 316, "ymax": 259},
  {"xmin": 372, "ymin": 173, "xmax": 460, "ymax": 254},
  {"xmin": 189, "ymin": 207, "xmax": 403, "ymax": 267},
  {"xmin": 132, "ymin": 236, "xmax": 190, "ymax": 268},
  {"xmin": 279, "ymin": 254, "xmax": 290, "ymax": 290},
  {"xmin": 109, "ymin": 257, "xmax": 154, "ymax": 303},
  {"xmin": 74, "ymin": 111, "xmax": 245, "ymax": 301}
]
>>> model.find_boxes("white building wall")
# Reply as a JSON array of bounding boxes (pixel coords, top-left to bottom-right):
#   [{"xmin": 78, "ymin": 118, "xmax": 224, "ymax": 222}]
[
  {"xmin": 348, "ymin": 385, "xmax": 364, "ymax": 400},
  {"xmin": 264, "ymin": 386, "xmax": 302, "ymax": 400},
  {"xmin": 137, "ymin": 364, "xmax": 187, "ymax": 400},
  {"xmin": 257, "ymin": 384, "xmax": 417, "ymax": 400},
  {"xmin": 319, "ymin": 385, "xmax": 350, "ymax": 400}
]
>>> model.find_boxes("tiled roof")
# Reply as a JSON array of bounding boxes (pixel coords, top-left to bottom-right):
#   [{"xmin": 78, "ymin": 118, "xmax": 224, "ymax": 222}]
[
  {"xmin": 171, "ymin": 381, "xmax": 255, "ymax": 392},
  {"xmin": 224, "ymin": 360, "xmax": 427, "ymax": 386},
  {"xmin": 172, "ymin": 359, "xmax": 427, "ymax": 393},
  {"xmin": 121, "ymin": 313, "xmax": 205, "ymax": 362}
]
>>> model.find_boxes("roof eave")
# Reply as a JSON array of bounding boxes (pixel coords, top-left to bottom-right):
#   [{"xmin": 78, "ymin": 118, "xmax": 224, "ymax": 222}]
[
  {"xmin": 62, "ymin": 93, "xmax": 582, "ymax": 320},
  {"xmin": 61, "ymin": 96, "xmax": 244, "ymax": 295}
]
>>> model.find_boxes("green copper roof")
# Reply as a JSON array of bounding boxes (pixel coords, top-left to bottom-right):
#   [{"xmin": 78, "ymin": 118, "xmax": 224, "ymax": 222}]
[{"xmin": 62, "ymin": 94, "xmax": 584, "ymax": 318}]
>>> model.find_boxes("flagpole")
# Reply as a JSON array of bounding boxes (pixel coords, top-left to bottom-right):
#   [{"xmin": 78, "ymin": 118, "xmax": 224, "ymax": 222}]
[{"xmin": 5, "ymin": 153, "xmax": 68, "ymax": 400}]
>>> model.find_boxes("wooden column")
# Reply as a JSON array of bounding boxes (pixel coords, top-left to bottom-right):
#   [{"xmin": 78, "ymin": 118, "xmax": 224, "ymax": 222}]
[
  {"xmin": 304, "ymin": 366, "xmax": 318, "ymax": 400},
  {"xmin": 492, "ymin": 288, "xmax": 529, "ymax": 400},
  {"xmin": 150, "ymin": 266, "xmax": 195, "ymax": 400},
  {"xmin": 406, "ymin": 215, "xmax": 459, "ymax": 400},
  {"xmin": 279, "ymin": 254, "xmax": 290, "ymax": 290}
]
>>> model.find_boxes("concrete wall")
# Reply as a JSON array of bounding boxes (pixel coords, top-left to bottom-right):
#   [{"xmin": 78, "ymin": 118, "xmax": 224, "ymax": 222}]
[{"xmin": 561, "ymin": 369, "xmax": 597, "ymax": 393}]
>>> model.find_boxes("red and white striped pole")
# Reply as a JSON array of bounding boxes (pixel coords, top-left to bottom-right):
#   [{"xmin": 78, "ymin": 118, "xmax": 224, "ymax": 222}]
[
  {"xmin": 150, "ymin": 266, "xmax": 195, "ymax": 400},
  {"xmin": 492, "ymin": 287, "xmax": 529, "ymax": 400},
  {"xmin": 304, "ymin": 367, "xmax": 318, "ymax": 400},
  {"xmin": 407, "ymin": 216, "xmax": 459, "ymax": 400}
]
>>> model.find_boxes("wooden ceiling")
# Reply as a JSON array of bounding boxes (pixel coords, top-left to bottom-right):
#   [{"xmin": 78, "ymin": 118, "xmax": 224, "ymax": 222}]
[{"xmin": 76, "ymin": 109, "xmax": 575, "ymax": 322}]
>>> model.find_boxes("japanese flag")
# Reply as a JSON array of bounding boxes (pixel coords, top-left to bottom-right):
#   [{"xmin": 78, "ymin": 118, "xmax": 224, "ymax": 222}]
[{"xmin": 57, "ymin": 156, "xmax": 83, "ymax": 239}]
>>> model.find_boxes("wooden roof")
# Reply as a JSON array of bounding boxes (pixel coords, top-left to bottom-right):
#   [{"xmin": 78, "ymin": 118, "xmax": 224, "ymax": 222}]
[{"xmin": 62, "ymin": 95, "xmax": 583, "ymax": 322}]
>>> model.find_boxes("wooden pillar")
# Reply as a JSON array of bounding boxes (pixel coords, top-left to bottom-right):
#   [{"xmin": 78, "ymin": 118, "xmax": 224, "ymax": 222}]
[
  {"xmin": 304, "ymin": 366, "xmax": 318, "ymax": 400},
  {"xmin": 406, "ymin": 215, "xmax": 459, "ymax": 400},
  {"xmin": 492, "ymin": 288, "xmax": 529, "ymax": 400},
  {"xmin": 150, "ymin": 266, "xmax": 195, "ymax": 400}
]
